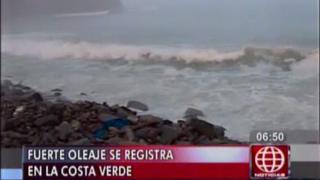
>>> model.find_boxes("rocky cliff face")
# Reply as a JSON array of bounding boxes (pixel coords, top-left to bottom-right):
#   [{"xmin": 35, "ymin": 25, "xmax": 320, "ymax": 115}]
[{"xmin": 1, "ymin": 0, "xmax": 123, "ymax": 20}]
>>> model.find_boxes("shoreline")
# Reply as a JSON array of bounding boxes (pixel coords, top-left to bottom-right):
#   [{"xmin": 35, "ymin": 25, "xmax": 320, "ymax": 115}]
[{"xmin": 1, "ymin": 80, "xmax": 243, "ymax": 147}]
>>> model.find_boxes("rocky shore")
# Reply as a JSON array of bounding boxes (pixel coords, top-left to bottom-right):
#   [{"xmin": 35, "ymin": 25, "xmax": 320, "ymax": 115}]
[{"xmin": 1, "ymin": 80, "xmax": 243, "ymax": 147}]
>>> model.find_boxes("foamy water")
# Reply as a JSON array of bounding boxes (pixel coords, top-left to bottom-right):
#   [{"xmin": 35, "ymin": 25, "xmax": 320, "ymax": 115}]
[{"xmin": 1, "ymin": 0, "xmax": 319, "ymax": 140}]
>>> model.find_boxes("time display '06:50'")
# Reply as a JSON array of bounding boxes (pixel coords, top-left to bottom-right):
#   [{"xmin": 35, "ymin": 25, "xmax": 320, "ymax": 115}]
[{"xmin": 255, "ymin": 131, "xmax": 286, "ymax": 143}]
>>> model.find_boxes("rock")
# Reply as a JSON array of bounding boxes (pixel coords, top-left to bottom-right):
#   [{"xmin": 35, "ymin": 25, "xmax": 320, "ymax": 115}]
[
  {"xmin": 80, "ymin": 92, "xmax": 87, "ymax": 96},
  {"xmin": 27, "ymin": 92, "xmax": 43, "ymax": 102},
  {"xmin": 48, "ymin": 103, "xmax": 65, "ymax": 115},
  {"xmin": 138, "ymin": 139, "xmax": 148, "ymax": 145},
  {"xmin": 41, "ymin": 131, "xmax": 57, "ymax": 144},
  {"xmin": 175, "ymin": 141, "xmax": 192, "ymax": 145},
  {"xmin": 94, "ymin": 128, "xmax": 107, "ymax": 140},
  {"xmin": 1, "ymin": 118, "xmax": 6, "ymax": 131},
  {"xmin": 51, "ymin": 88, "xmax": 62, "ymax": 92},
  {"xmin": 71, "ymin": 120, "xmax": 81, "ymax": 131},
  {"xmin": 70, "ymin": 138, "xmax": 90, "ymax": 145},
  {"xmin": 123, "ymin": 126, "xmax": 135, "ymax": 141},
  {"xmin": 2, "ymin": 131, "xmax": 28, "ymax": 139},
  {"xmin": 116, "ymin": 106, "xmax": 137, "ymax": 118},
  {"xmin": 98, "ymin": 113, "xmax": 118, "ymax": 122},
  {"xmin": 102, "ymin": 118, "xmax": 130, "ymax": 130},
  {"xmin": 3, "ymin": 119, "xmax": 16, "ymax": 131},
  {"xmin": 55, "ymin": 121, "xmax": 73, "ymax": 140},
  {"xmin": 107, "ymin": 127, "xmax": 120, "ymax": 137},
  {"xmin": 127, "ymin": 114, "xmax": 138, "ymax": 123},
  {"xmin": 138, "ymin": 115, "xmax": 163, "ymax": 124},
  {"xmin": 159, "ymin": 125, "xmax": 180, "ymax": 144},
  {"xmin": 34, "ymin": 114, "xmax": 59, "ymax": 126},
  {"xmin": 177, "ymin": 120, "xmax": 187, "ymax": 129},
  {"xmin": 127, "ymin": 100, "xmax": 149, "ymax": 111},
  {"xmin": 184, "ymin": 108, "xmax": 205, "ymax": 118},
  {"xmin": 195, "ymin": 136, "xmax": 212, "ymax": 145},
  {"xmin": 134, "ymin": 127, "xmax": 159, "ymax": 142},
  {"xmin": 213, "ymin": 125, "xmax": 226, "ymax": 139},
  {"xmin": 105, "ymin": 136, "xmax": 124, "ymax": 145},
  {"xmin": 161, "ymin": 120, "xmax": 173, "ymax": 125},
  {"xmin": 54, "ymin": 92, "xmax": 62, "ymax": 96},
  {"xmin": 188, "ymin": 118, "xmax": 216, "ymax": 139},
  {"xmin": 210, "ymin": 139, "xmax": 226, "ymax": 144},
  {"xmin": 13, "ymin": 106, "xmax": 25, "ymax": 116}
]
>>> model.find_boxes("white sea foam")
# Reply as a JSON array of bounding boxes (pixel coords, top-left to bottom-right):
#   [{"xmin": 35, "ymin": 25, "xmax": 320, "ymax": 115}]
[{"xmin": 2, "ymin": 38, "xmax": 315, "ymax": 71}]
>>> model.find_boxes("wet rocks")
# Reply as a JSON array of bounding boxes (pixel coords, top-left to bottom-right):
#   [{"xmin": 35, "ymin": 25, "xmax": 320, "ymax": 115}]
[{"xmin": 1, "ymin": 80, "xmax": 243, "ymax": 147}]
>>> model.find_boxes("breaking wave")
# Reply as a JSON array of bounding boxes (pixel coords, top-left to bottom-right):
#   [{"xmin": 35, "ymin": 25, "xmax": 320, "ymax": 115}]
[
  {"xmin": 2, "ymin": 38, "xmax": 318, "ymax": 70},
  {"xmin": 54, "ymin": 10, "xmax": 110, "ymax": 17}
]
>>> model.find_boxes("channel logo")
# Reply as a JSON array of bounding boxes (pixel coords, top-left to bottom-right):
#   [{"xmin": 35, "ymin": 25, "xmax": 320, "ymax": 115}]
[{"xmin": 250, "ymin": 145, "xmax": 290, "ymax": 179}]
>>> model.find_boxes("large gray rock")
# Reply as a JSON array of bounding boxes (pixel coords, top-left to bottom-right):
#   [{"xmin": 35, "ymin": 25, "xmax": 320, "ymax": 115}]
[
  {"xmin": 188, "ymin": 118, "xmax": 217, "ymax": 139},
  {"xmin": 184, "ymin": 108, "xmax": 205, "ymax": 118},
  {"xmin": 159, "ymin": 125, "xmax": 181, "ymax": 144},
  {"xmin": 56, "ymin": 121, "xmax": 73, "ymax": 140},
  {"xmin": 127, "ymin": 101, "xmax": 149, "ymax": 111}
]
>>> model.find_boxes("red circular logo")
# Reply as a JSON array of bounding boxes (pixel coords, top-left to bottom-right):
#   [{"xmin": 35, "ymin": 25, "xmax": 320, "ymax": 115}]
[{"xmin": 255, "ymin": 146, "xmax": 285, "ymax": 173}]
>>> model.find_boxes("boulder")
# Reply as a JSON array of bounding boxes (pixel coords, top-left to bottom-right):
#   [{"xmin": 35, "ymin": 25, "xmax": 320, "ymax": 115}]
[
  {"xmin": 27, "ymin": 92, "xmax": 43, "ymax": 102},
  {"xmin": 184, "ymin": 108, "xmax": 205, "ymax": 118},
  {"xmin": 56, "ymin": 121, "xmax": 73, "ymax": 140},
  {"xmin": 127, "ymin": 100, "xmax": 149, "ymax": 111},
  {"xmin": 159, "ymin": 125, "xmax": 180, "ymax": 144},
  {"xmin": 188, "ymin": 118, "xmax": 217, "ymax": 139}
]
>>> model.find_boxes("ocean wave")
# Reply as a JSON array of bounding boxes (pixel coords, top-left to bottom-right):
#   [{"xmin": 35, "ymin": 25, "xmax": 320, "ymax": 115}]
[
  {"xmin": 2, "ymin": 38, "xmax": 318, "ymax": 70},
  {"xmin": 54, "ymin": 10, "xmax": 110, "ymax": 17}
]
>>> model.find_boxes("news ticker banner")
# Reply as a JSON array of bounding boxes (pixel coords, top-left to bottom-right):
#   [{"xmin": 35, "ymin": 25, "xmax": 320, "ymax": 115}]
[{"xmin": 1, "ymin": 145, "xmax": 320, "ymax": 180}]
